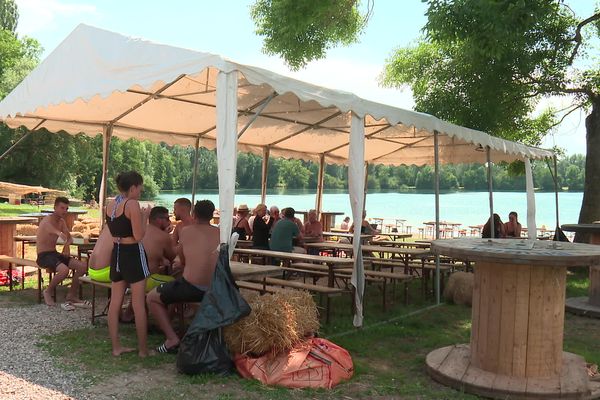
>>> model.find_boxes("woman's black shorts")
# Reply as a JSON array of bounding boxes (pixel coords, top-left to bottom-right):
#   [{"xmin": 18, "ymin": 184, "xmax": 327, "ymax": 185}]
[{"xmin": 110, "ymin": 242, "xmax": 150, "ymax": 284}]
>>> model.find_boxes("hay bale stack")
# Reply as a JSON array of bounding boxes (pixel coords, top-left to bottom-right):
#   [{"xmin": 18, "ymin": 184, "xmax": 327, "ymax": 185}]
[
  {"xmin": 72, "ymin": 223, "xmax": 87, "ymax": 233},
  {"xmin": 443, "ymin": 271, "xmax": 474, "ymax": 306},
  {"xmin": 224, "ymin": 290, "xmax": 319, "ymax": 356},
  {"xmin": 16, "ymin": 224, "xmax": 38, "ymax": 236}
]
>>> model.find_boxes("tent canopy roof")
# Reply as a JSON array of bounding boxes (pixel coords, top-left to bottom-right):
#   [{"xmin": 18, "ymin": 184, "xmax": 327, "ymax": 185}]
[{"xmin": 0, "ymin": 24, "xmax": 553, "ymax": 165}]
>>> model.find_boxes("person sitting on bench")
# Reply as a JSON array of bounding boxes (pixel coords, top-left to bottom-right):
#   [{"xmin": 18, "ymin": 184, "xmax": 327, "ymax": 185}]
[
  {"xmin": 36, "ymin": 196, "xmax": 88, "ymax": 309},
  {"xmin": 146, "ymin": 199, "xmax": 219, "ymax": 354}
]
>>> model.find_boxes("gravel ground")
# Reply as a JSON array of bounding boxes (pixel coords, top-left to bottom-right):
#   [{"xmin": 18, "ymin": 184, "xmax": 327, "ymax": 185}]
[{"xmin": 0, "ymin": 303, "xmax": 93, "ymax": 400}]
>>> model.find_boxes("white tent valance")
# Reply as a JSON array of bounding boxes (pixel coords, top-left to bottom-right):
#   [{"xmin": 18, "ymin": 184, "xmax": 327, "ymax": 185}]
[{"xmin": 0, "ymin": 24, "xmax": 553, "ymax": 166}]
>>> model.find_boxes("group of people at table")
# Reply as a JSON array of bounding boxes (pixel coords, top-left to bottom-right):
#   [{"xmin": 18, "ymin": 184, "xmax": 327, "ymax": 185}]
[
  {"xmin": 481, "ymin": 211, "xmax": 522, "ymax": 238},
  {"xmin": 32, "ymin": 170, "xmax": 371, "ymax": 358}
]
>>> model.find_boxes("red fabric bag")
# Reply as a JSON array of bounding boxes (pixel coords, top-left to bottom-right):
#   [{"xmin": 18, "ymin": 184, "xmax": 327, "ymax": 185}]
[{"xmin": 234, "ymin": 337, "xmax": 353, "ymax": 389}]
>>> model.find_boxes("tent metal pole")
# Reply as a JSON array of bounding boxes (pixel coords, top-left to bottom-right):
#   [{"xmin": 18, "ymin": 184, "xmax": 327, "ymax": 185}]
[
  {"xmin": 486, "ymin": 146, "xmax": 494, "ymax": 238},
  {"xmin": 191, "ymin": 136, "xmax": 200, "ymax": 205},
  {"xmin": 0, "ymin": 131, "xmax": 32, "ymax": 162},
  {"xmin": 315, "ymin": 153, "xmax": 325, "ymax": 217},
  {"xmin": 553, "ymin": 155, "xmax": 560, "ymax": 227},
  {"xmin": 261, "ymin": 147, "xmax": 270, "ymax": 204},
  {"xmin": 433, "ymin": 130, "xmax": 441, "ymax": 305},
  {"xmin": 0, "ymin": 119, "xmax": 46, "ymax": 162},
  {"xmin": 99, "ymin": 124, "xmax": 113, "ymax": 226},
  {"xmin": 237, "ymin": 92, "xmax": 276, "ymax": 139}
]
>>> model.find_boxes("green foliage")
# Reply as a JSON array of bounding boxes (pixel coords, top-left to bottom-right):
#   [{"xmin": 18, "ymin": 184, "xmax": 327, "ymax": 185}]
[
  {"xmin": 0, "ymin": 0, "xmax": 18, "ymax": 33},
  {"xmin": 251, "ymin": 0, "xmax": 368, "ymax": 70}
]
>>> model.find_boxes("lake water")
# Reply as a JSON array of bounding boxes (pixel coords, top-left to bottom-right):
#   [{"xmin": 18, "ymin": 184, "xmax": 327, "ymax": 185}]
[{"xmin": 155, "ymin": 189, "xmax": 583, "ymax": 229}]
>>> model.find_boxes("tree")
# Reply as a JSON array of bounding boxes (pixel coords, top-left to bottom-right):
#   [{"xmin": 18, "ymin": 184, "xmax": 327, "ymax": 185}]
[
  {"xmin": 251, "ymin": 0, "xmax": 600, "ymax": 237},
  {"xmin": 251, "ymin": 0, "xmax": 369, "ymax": 70},
  {"xmin": 0, "ymin": 0, "xmax": 18, "ymax": 33}
]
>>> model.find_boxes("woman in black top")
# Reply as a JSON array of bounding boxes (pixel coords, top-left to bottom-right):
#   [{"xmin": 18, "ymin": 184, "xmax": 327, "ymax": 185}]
[
  {"xmin": 232, "ymin": 204, "xmax": 251, "ymax": 240},
  {"xmin": 105, "ymin": 171, "xmax": 151, "ymax": 357},
  {"xmin": 252, "ymin": 203, "xmax": 273, "ymax": 249}
]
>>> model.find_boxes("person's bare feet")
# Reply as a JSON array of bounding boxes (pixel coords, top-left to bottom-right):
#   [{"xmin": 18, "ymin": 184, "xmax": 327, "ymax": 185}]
[
  {"xmin": 112, "ymin": 347, "xmax": 135, "ymax": 356},
  {"xmin": 43, "ymin": 289, "xmax": 55, "ymax": 306},
  {"xmin": 138, "ymin": 349, "xmax": 153, "ymax": 358}
]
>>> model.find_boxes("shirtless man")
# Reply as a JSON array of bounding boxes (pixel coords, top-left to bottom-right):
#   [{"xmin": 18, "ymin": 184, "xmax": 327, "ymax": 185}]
[
  {"xmin": 36, "ymin": 197, "xmax": 88, "ymax": 307},
  {"xmin": 171, "ymin": 198, "xmax": 194, "ymax": 247},
  {"xmin": 143, "ymin": 206, "xmax": 176, "ymax": 275},
  {"xmin": 147, "ymin": 200, "xmax": 220, "ymax": 353}
]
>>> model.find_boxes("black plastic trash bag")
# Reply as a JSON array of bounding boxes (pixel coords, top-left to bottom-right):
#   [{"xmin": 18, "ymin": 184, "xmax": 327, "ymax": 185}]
[
  {"xmin": 177, "ymin": 243, "xmax": 251, "ymax": 375},
  {"xmin": 553, "ymin": 225, "xmax": 570, "ymax": 242}
]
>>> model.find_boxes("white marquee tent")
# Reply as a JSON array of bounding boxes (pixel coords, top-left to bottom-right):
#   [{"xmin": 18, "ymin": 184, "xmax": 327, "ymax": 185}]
[{"xmin": 0, "ymin": 24, "xmax": 554, "ymax": 325}]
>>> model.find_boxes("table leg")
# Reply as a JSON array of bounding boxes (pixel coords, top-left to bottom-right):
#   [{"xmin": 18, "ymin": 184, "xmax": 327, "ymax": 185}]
[
  {"xmin": 327, "ymin": 263, "xmax": 334, "ymax": 288},
  {"xmin": 8, "ymin": 262, "xmax": 13, "ymax": 291},
  {"xmin": 37, "ymin": 269, "xmax": 42, "ymax": 303}
]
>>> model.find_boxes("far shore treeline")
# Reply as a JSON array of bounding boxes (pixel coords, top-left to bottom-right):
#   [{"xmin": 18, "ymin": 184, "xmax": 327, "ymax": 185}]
[{"xmin": 0, "ymin": 126, "xmax": 585, "ymax": 201}]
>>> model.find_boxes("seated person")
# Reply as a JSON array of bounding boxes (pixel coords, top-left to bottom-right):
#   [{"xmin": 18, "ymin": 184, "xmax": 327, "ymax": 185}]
[
  {"xmin": 268, "ymin": 206, "xmax": 281, "ymax": 233},
  {"xmin": 349, "ymin": 210, "xmax": 379, "ymax": 235},
  {"xmin": 36, "ymin": 197, "xmax": 88, "ymax": 309},
  {"xmin": 270, "ymin": 207, "xmax": 305, "ymax": 254},
  {"xmin": 88, "ymin": 226, "xmax": 114, "ymax": 282},
  {"xmin": 171, "ymin": 197, "xmax": 194, "ymax": 247},
  {"xmin": 482, "ymin": 213, "xmax": 506, "ymax": 238},
  {"xmin": 304, "ymin": 209, "xmax": 324, "ymax": 255},
  {"xmin": 147, "ymin": 200, "xmax": 220, "ymax": 354},
  {"xmin": 504, "ymin": 211, "xmax": 522, "ymax": 238},
  {"xmin": 232, "ymin": 204, "xmax": 252, "ymax": 240},
  {"xmin": 340, "ymin": 216, "xmax": 351, "ymax": 231},
  {"xmin": 252, "ymin": 203, "xmax": 273, "ymax": 250},
  {"xmin": 142, "ymin": 206, "xmax": 176, "ymax": 279}
]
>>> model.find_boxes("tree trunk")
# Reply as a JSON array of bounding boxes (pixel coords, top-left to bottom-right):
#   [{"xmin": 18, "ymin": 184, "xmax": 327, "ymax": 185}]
[{"xmin": 575, "ymin": 96, "xmax": 600, "ymax": 243}]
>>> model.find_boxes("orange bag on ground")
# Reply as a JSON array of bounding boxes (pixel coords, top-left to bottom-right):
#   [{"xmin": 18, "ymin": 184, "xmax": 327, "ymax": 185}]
[{"xmin": 234, "ymin": 338, "xmax": 353, "ymax": 389}]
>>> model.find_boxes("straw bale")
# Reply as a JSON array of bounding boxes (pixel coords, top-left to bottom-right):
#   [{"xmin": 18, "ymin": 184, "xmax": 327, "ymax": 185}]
[
  {"xmin": 224, "ymin": 289, "xmax": 319, "ymax": 357},
  {"xmin": 88, "ymin": 228, "xmax": 100, "ymax": 236},
  {"xmin": 16, "ymin": 224, "xmax": 37, "ymax": 236},
  {"xmin": 70, "ymin": 231, "xmax": 84, "ymax": 238},
  {"xmin": 72, "ymin": 224, "xmax": 87, "ymax": 233},
  {"xmin": 444, "ymin": 272, "xmax": 474, "ymax": 306}
]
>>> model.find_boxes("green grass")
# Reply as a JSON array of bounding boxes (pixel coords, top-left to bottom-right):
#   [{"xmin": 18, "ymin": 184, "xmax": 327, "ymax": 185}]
[
  {"xmin": 10, "ymin": 265, "xmax": 600, "ymax": 399},
  {"xmin": 0, "ymin": 202, "xmax": 100, "ymax": 218}
]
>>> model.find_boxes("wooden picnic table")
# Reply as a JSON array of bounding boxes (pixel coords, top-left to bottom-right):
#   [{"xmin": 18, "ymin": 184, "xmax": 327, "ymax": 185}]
[
  {"xmin": 229, "ymin": 260, "xmax": 281, "ymax": 280},
  {"xmin": 369, "ymin": 239, "xmax": 430, "ymax": 249},
  {"xmin": 13, "ymin": 235, "xmax": 93, "ymax": 259},
  {"xmin": 427, "ymin": 238, "xmax": 600, "ymax": 399},
  {"xmin": 18, "ymin": 212, "xmax": 51, "ymax": 224},
  {"xmin": 233, "ymin": 247, "xmax": 354, "ymax": 287},
  {"xmin": 42, "ymin": 209, "xmax": 88, "ymax": 230},
  {"xmin": 561, "ymin": 223, "xmax": 600, "ymax": 317},
  {"xmin": 0, "ymin": 217, "xmax": 37, "ymax": 257},
  {"xmin": 320, "ymin": 211, "xmax": 344, "ymax": 230},
  {"xmin": 378, "ymin": 232, "xmax": 412, "ymax": 241},
  {"xmin": 322, "ymin": 231, "xmax": 374, "ymax": 242}
]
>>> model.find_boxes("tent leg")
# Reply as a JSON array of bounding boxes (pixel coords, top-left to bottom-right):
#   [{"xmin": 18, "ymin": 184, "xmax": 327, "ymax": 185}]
[
  {"xmin": 261, "ymin": 147, "xmax": 269, "ymax": 205},
  {"xmin": 99, "ymin": 124, "xmax": 113, "ymax": 226},
  {"xmin": 525, "ymin": 158, "xmax": 537, "ymax": 239},
  {"xmin": 553, "ymin": 155, "xmax": 560, "ymax": 227},
  {"xmin": 486, "ymin": 147, "xmax": 494, "ymax": 237},
  {"xmin": 315, "ymin": 153, "xmax": 325, "ymax": 217},
  {"xmin": 191, "ymin": 137, "xmax": 200, "ymax": 205},
  {"xmin": 362, "ymin": 162, "xmax": 369, "ymax": 216},
  {"xmin": 434, "ymin": 130, "xmax": 441, "ymax": 305}
]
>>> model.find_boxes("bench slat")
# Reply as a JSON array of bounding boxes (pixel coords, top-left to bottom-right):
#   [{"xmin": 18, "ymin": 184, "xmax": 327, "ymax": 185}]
[{"xmin": 260, "ymin": 277, "xmax": 343, "ymax": 295}]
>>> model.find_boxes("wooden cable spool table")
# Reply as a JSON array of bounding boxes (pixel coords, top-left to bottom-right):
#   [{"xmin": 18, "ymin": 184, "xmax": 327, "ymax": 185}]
[
  {"xmin": 562, "ymin": 223, "xmax": 600, "ymax": 318},
  {"xmin": 426, "ymin": 238, "xmax": 600, "ymax": 400}
]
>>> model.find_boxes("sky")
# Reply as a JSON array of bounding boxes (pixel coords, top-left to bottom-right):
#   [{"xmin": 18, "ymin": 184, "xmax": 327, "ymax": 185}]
[{"xmin": 13, "ymin": 0, "xmax": 597, "ymax": 155}]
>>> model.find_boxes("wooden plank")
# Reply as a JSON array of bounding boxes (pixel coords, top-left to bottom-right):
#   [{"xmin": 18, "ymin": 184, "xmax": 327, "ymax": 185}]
[
  {"xmin": 491, "ymin": 373, "xmax": 527, "ymax": 397},
  {"xmin": 497, "ymin": 263, "xmax": 518, "ymax": 376},
  {"xmin": 512, "ymin": 264, "xmax": 531, "ymax": 377},
  {"xmin": 425, "ymin": 345, "xmax": 453, "ymax": 370},
  {"xmin": 589, "ymin": 266, "xmax": 600, "ymax": 306},
  {"xmin": 526, "ymin": 265, "xmax": 546, "ymax": 377},
  {"xmin": 461, "ymin": 357, "xmax": 497, "ymax": 396},
  {"xmin": 481, "ymin": 262, "xmax": 502, "ymax": 373},
  {"xmin": 470, "ymin": 262, "xmax": 482, "ymax": 361},
  {"xmin": 546, "ymin": 265, "xmax": 566, "ymax": 376},
  {"xmin": 436, "ymin": 344, "xmax": 471, "ymax": 383},
  {"xmin": 560, "ymin": 352, "xmax": 591, "ymax": 398},
  {"xmin": 474, "ymin": 262, "xmax": 491, "ymax": 370}
]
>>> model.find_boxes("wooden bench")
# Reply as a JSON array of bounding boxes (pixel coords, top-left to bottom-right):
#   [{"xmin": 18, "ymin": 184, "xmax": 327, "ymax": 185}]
[
  {"xmin": 78, "ymin": 276, "xmax": 111, "ymax": 324},
  {"xmin": 235, "ymin": 280, "xmax": 284, "ymax": 294},
  {"xmin": 0, "ymin": 255, "xmax": 53, "ymax": 302},
  {"xmin": 249, "ymin": 277, "xmax": 345, "ymax": 323},
  {"xmin": 336, "ymin": 267, "xmax": 413, "ymax": 310}
]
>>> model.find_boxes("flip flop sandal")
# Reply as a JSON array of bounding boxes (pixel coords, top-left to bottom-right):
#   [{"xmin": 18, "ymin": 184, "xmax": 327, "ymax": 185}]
[
  {"xmin": 71, "ymin": 300, "xmax": 92, "ymax": 309},
  {"xmin": 60, "ymin": 302, "xmax": 75, "ymax": 311},
  {"xmin": 156, "ymin": 343, "xmax": 179, "ymax": 354}
]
